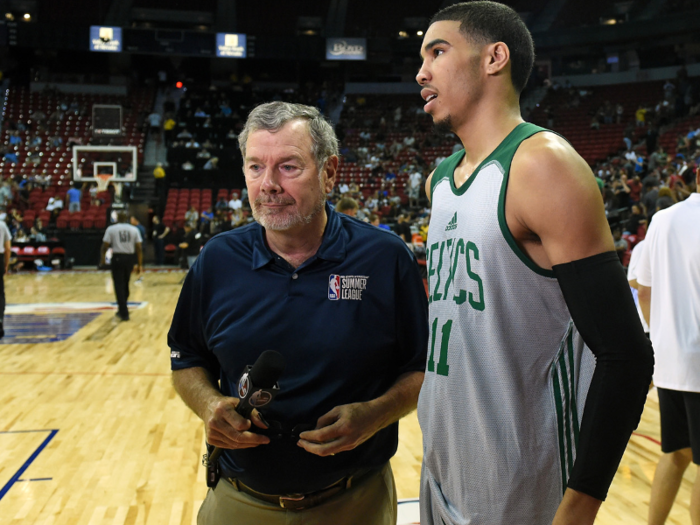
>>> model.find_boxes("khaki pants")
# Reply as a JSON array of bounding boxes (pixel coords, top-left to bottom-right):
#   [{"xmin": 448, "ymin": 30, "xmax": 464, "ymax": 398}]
[{"xmin": 198, "ymin": 463, "xmax": 397, "ymax": 525}]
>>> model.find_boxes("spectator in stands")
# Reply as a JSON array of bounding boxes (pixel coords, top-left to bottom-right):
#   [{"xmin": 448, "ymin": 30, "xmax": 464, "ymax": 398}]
[
  {"xmin": 177, "ymin": 128, "xmax": 193, "ymax": 140},
  {"xmin": 199, "ymin": 207, "xmax": 214, "ymax": 234},
  {"xmin": 394, "ymin": 213, "xmax": 412, "ymax": 243},
  {"xmin": 130, "ymin": 216, "xmax": 146, "ymax": 241},
  {"xmin": 636, "ymin": 105, "xmax": 647, "ymax": 127},
  {"xmin": 408, "ymin": 168, "xmax": 423, "ymax": 208},
  {"xmin": 152, "ymin": 215, "xmax": 169, "ymax": 266},
  {"xmin": 185, "ymin": 138, "xmax": 201, "ymax": 149},
  {"xmin": 0, "ymin": 182, "xmax": 12, "ymax": 211},
  {"xmin": 643, "ymin": 181, "xmax": 661, "ymax": 220},
  {"xmin": 203, "ymin": 157, "xmax": 219, "ymax": 170},
  {"xmin": 214, "ymin": 196, "xmax": 228, "ymax": 213},
  {"xmin": 625, "ymin": 204, "xmax": 647, "ymax": 235},
  {"xmin": 27, "ymin": 150, "xmax": 41, "ymax": 167},
  {"xmin": 65, "ymin": 183, "xmax": 82, "ymax": 213},
  {"xmin": 30, "ymin": 218, "xmax": 47, "ymax": 242},
  {"xmin": 336, "ymin": 197, "xmax": 359, "ymax": 217},
  {"xmin": 612, "ymin": 227, "xmax": 627, "ymax": 263},
  {"xmin": 194, "ymin": 107, "xmax": 209, "ymax": 118},
  {"xmin": 48, "ymin": 108, "xmax": 64, "ymax": 123},
  {"xmin": 616, "ymin": 103, "xmax": 624, "ymax": 124},
  {"xmin": 163, "ymin": 115, "xmax": 176, "ymax": 146},
  {"xmin": 228, "ymin": 192, "xmax": 242, "ymax": 211},
  {"xmin": 649, "ymin": 146, "xmax": 667, "ymax": 172},
  {"xmin": 178, "ymin": 223, "xmax": 200, "ymax": 269},
  {"xmin": 182, "ymin": 160, "xmax": 194, "ymax": 171},
  {"xmin": 628, "ymin": 174, "xmax": 642, "ymax": 204},
  {"xmin": 8, "ymin": 131, "xmax": 21, "ymax": 146},
  {"xmin": 185, "ymin": 206, "xmax": 199, "ymax": 228},
  {"xmin": 152, "ymin": 163, "xmax": 165, "ymax": 197},
  {"xmin": 369, "ymin": 213, "xmax": 391, "ymax": 231},
  {"xmin": 3, "ymin": 147, "xmax": 18, "ymax": 164},
  {"xmin": 148, "ymin": 111, "xmax": 162, "ymax": 140},
  {"xmin": 643, "ymin": 126, "xmax": 658, "ymax": 155},
  {"xmin": 14, "ymin": 226, "xmax": 28, "ymax": 243},
  {"xmin": 31, "ymin": 109, "xmax": 46, "ymax": 128},
  {"xmin": 197, "ymin": 148, "xmax": 211, "ymax": 159},
  {"xmin": 49, "ymin": 135, "xmax": 63, "ymax": 148}
]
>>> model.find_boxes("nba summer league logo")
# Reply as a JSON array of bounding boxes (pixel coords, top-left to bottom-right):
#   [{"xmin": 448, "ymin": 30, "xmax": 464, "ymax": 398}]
[{"xmin": 328, "ymin": 274, "xmax": 369, "ymax": 301}]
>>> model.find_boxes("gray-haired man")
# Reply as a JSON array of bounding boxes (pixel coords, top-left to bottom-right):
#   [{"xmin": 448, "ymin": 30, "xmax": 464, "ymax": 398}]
[{"xmin": 168, "ymin": 102, "xmax": 428, "ymax": 525}]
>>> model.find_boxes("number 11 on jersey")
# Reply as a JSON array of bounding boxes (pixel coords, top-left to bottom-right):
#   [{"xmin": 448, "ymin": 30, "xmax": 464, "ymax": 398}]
[{"xmin": 428, "ymin": 318, "xmax": 452, "ymax": 376}]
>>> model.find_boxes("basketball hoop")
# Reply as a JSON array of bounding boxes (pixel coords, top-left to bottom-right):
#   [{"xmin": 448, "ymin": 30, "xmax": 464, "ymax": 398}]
[{"xmin": 96, "ymin": 173, "xmax": 113, "ymax": 192}]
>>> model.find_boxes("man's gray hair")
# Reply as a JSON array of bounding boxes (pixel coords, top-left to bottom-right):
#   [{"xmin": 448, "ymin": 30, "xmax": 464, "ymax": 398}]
[{"xmin": 238, "ymin": 102, "xmax": 339, "ymax": 171}]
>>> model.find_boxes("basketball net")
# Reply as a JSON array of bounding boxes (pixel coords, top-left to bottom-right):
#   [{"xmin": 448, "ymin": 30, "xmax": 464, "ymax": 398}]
[{"xmin": 96, "ymin": 173, "xmax": 113, "ymax": 193}]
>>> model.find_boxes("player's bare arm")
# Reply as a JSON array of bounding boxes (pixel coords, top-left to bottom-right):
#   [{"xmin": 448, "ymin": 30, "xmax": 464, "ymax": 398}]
[
  {"xmin": 172, "ymin": 367, "xmax": 270, "ymax": 450},
  {"xmin": 297, "ymin": 370, "xmax": 424, "ymax": 457},
  {"xmin": 507, "ymin": 131, "xmax": 614, "ymax": 268}
]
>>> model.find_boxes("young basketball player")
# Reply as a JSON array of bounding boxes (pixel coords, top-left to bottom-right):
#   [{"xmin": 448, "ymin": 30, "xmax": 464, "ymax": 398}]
[{"xmin": 415, "ymin": 3, "xmax": 653, "ymax": 524}]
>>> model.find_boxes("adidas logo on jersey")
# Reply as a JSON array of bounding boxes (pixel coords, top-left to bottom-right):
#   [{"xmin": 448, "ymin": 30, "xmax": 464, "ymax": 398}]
[{"xmin": 445, "ymin": 212, "xmax": 458, "ymax": 231}]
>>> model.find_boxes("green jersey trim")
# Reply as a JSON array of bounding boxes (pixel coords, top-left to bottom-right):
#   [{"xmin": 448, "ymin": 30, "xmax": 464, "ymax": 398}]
[
  {"xmin": 430, "ymin": 122, "xmax": 533, "ymax": 199},
  {"xmin": 495, "ymin": 123, "xmax": 560, "ymax": 278},
  {"xmin": 552, "ymin": 323, "xmax": 580, "ymax": 495}
]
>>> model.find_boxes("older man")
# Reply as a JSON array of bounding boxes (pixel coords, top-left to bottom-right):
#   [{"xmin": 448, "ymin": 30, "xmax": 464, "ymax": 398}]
[{"xmin": 168, "ymin": 102, "xmax": 428, "ymax": 525}]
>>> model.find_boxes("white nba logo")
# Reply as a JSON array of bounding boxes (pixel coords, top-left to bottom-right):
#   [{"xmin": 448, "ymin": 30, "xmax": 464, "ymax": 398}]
[{"xmin": 99, "ymin": 27, "xmax": 113, "ymax": 42}]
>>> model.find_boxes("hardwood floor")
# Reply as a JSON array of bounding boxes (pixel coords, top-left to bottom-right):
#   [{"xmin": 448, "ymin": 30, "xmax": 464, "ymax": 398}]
[{"xmin": 0, "ymin": 270, "xmax": 694, "ymax": 524}]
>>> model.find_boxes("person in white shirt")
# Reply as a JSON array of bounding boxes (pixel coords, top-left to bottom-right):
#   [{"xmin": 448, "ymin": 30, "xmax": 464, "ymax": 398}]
[
  {"xmin": 626, "ymin": 239, "xmax": 649, "ymax": 335},
  {"xmin": 637, "ymin": 167, "xmax": 700, "ymax": 525},
  {"xmin": 228, "ymin": 193, "xmax": 242, "ymax": 211},
  {"xmin": 408, "ymin": 169, "xmax": 423, "ymax": 207}
]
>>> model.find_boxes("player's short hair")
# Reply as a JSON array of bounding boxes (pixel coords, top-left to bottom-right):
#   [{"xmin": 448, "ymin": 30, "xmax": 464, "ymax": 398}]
[
  {"xmin": 430, "ymin": 1, "xmax": 535, "ymax": 93},
  {"xmin": 239, "ymin": 102, "xmax": 339, "ymax": 171},
  {"xmin": 336, "ymin": 197, "xmax": 359, "ymax": 213}
]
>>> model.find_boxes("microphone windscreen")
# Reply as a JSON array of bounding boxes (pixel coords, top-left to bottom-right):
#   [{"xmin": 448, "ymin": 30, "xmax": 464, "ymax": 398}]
[{"xmin": 248, "ymin": 350, "xmax": 285, "ymax": 388}]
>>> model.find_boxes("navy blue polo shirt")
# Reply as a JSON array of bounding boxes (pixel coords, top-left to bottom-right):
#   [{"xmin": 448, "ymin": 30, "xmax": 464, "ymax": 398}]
[{"xmin": 168, "ymin": 204, "xmax": 428, "ymax": 494}]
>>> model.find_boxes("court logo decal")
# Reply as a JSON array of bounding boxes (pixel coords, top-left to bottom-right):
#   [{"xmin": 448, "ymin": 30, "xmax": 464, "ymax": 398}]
[{"xmin": 328, "ymin": 275, "xmax": 369, "ymax": 301}]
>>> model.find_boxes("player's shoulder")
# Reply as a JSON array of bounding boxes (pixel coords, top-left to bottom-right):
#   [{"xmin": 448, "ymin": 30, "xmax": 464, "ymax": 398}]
[
  {"xmin": 516, "ymin": 131, "xmax": 581, "ymax": 172},
  {"xmin": 512, "ymin": 130, "xmax": 594, "ymax": 190}
]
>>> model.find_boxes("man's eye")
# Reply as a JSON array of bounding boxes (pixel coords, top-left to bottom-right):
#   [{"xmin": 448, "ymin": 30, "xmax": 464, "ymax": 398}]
[
  {"xmin": 434, "ymin": 49, "xmax": 444, "ymax": 57},
  {"xmin": 281, "ymin": 165, "xmax": 298, "ymax": 172}
]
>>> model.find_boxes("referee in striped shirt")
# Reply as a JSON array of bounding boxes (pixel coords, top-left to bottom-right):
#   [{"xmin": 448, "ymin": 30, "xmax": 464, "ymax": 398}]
[{"xmin": 100, "ymin": 211, "xmax": 143, "ymax": 321}]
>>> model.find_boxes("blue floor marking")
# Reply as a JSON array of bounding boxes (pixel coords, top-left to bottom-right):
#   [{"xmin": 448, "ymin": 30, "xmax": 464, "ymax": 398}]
[
  {"xmin": 0, "ymin": 313, "xmax": 101, "ymax": 344},
  {"xmin": 0, "ymin": 429, "xmax": 58, "ymax": 501}
]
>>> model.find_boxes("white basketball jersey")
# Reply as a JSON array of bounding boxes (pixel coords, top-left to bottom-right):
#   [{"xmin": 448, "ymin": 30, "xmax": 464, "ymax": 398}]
[{"xmin": 418, "ymin": 123, "xmax": 595, "ymax": 525}]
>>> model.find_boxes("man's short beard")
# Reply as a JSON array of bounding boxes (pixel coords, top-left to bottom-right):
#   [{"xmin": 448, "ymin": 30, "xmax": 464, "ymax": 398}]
[
  {"xmin": 433, "ymin": 115, "xmax": 454, "ymax": 136},
  {"xmin": 252, "ymin": 192, "xmax": 326, "ymax": 231}
]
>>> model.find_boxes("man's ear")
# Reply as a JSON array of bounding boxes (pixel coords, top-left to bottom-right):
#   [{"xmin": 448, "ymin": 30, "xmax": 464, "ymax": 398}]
[{"xmin": 485, "ymin": 41, "xmax": 510, "ymax": 77}]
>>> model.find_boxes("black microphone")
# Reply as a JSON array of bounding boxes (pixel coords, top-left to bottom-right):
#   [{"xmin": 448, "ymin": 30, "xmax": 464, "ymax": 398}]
[
  {"xmin": 234, "ymin": 349, "xmax": 285, "ymax": 418},
  {"xmin": 206, "ymin": 350, "xmax": 285, "ymax": 485}
]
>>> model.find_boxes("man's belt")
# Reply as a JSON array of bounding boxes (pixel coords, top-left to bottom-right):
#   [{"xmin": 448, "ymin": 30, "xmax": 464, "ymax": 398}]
[{"xmin": 224, "ymin": 467, "xmax": 376, "ymax": 511}]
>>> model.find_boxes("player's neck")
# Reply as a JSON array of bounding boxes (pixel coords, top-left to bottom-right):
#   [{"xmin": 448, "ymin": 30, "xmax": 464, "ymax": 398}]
[
  {"xmin": 454, "ymin": 97, "xmax": 523, "ymax": 172},
  {"xmin": 264, "ymin": 211, "xmax": 327, "ymax": 269}
]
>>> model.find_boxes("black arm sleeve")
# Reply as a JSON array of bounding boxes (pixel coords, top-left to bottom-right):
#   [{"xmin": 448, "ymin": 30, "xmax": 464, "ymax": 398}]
[{"xmin": 552, "ymin": 251, "xmax": 654, "ymax": 501}]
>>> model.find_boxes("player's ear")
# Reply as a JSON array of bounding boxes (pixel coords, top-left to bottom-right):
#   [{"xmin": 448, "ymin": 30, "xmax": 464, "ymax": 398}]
[{"xmin": 485, "ymin": 42, "xmax": 510, "ymax": 76}]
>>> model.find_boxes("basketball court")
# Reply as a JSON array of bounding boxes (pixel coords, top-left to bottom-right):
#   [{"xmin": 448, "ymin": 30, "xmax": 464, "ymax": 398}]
[{"xmin": 0, "ymin": 270, "xmax": 694, "ymax": 524}]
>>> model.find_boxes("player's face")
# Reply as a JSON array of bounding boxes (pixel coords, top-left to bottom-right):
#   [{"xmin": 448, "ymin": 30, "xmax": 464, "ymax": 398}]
[
  {"xmin": 416, "ymin": 21, "xmax": 484, "ymax": 132},
  {"xmin": 245, "ymin": 120, "xmax": 335, "ymax": 232}
]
